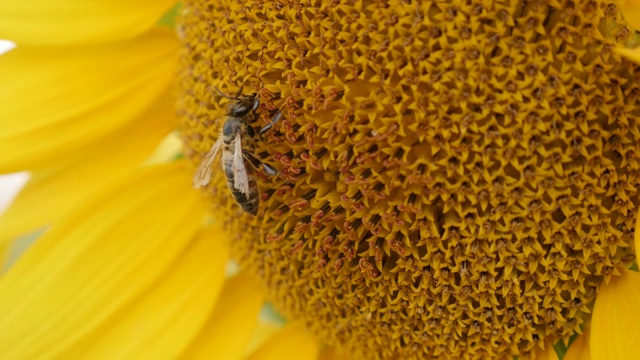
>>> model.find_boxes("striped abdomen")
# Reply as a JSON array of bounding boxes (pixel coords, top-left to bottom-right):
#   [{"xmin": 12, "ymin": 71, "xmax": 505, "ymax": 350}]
[{"xmin": 222, "ymin": 151, "xmax": 259, "ymax": 215}]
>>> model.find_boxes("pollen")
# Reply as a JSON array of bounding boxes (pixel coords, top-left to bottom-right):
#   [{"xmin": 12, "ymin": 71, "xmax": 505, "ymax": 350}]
[{"xmin": 177, "ymin": 0, "xmax": 640, "ymax": 359}]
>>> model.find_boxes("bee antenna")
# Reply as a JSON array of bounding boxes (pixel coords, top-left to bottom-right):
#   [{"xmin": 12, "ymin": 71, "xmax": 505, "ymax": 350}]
[
  {"xmin": 235, "ymin": 85, "xmax": 244, "ymax": 98},
  {"xmin": 212, "ymin": 85, "xmax": 236, "ymax": 100}
]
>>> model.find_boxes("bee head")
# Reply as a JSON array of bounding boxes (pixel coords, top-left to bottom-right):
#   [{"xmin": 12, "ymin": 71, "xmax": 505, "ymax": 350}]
[
  {"xmin": 213, "ymin": 86, "xmax": 260, "ymax": 118},
  {"xmin": 227, "ymin": 95, "xmax": 257, "ymax": 117}
]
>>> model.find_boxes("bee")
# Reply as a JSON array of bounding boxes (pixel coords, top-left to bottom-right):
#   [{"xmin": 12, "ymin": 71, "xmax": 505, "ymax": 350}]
[{"xmin": 193, "ymin": 86, "xmax": 282, "ymax": 216}]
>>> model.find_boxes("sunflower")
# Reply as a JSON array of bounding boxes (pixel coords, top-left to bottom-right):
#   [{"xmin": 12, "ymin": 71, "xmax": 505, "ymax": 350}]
[{"xmin": 2, "ymin": 0, "xmax": 640, "ymax": 359}]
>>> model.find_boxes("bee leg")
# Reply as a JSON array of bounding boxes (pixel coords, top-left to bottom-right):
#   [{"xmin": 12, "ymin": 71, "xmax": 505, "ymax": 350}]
[
  {"xmin": 212, "ymin": 85, "xmax": 237, "ymax": 100},
  {"xmin": 235, "ymin": 85, "xmax": 244, "ymax": 98},
  {"xmin": 251, "ymin": 96, "xmax": 260, "ymax": 113},
  {"xmin": 258, "ymin": 111, "xmax": 282, "ymax": 136},
  {"xmin": 242, "ymin": 151, "xmax": 276, "ymax": 175},
  {"xmin": 261, "ymin": 162, "xmax": 279, "ymax": 176},
  {"xmin": 242, "ymin": 151, "xmax": 281, "ymax": 178}
]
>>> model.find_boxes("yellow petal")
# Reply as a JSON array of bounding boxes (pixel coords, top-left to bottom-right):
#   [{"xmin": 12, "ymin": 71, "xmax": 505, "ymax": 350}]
[
  {"xmin": 0, "ymin": 240, "xmax": 13, "ymax": 272},
  {"xmin": 0, "ymin": 1, "xmax": 177, "ymax": 45},
  {"xmin": 0, "ymin": 90, "xmax": 174, "ymax": 245},
  {"xmin": 636, "ymin": 207, "xmax": 640, "ymax": 253},
  {"xmin": 536, "ymin": 343, "xmax": 559, "ymax": 360},
  {"xmin": 0, "ymin": 161, "xmax": 207, "ymax": 359},
  {"xmin": 179, "ymin": 273, "xmax": 265, "ymax": 360},
  {"xmin": 591, "ymin": 269, "xmax": 640, "ymax": 360},
  {"xmin": 246, "ymin": 323, "xmax": 319, "ymax": 360},
  {"xmin": 0, "ymin": 231, "xmax": 41, "ymax": 273},
  {"xmin": 144, "ymin": 132, "xmax": 184, "ymax": 165},
  {"xmin": 243, "ymin": 321, "xmax": 284, "ymax": 358},
  {"xmin": 620, "ymin": 0, "xmax": 640, "ymax": 30},
  {"xmin": 615, "ymin": 47, "xmax": 640, "ymax": 65},
  {"xmin": 0, "ymin": 172, "xmax": 28, "ymax": 214},
  {"xmin": 0, "ymin": 27, "xmax": 177, "ymax": 173},
  {"xmin": 564, "ymin": 331, "xmax": 590, "ymax": 360},
  {"xmin": 59, "ymin": 227, "xmax": 228, "ymax": 359}
]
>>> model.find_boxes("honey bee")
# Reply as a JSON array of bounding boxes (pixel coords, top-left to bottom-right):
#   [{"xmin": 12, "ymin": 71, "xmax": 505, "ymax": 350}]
[{"xmin": 193, "ymin": 86, "xmax": 281, "ymax": 215}]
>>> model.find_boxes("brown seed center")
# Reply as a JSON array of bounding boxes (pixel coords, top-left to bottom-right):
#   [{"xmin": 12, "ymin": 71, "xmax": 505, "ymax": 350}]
[{"xmin": 177, "ymin": 1, "xmax": 639, "ymax": 358}]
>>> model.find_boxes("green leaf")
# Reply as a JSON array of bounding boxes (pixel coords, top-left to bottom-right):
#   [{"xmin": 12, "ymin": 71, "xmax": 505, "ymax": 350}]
[
  {"xmin": 261, "ymin": 302, "xmax": 287, "ymax": 325},
  {"xmin": 157, "ymin": 3, "xmax": 181, "ymax": 27}
]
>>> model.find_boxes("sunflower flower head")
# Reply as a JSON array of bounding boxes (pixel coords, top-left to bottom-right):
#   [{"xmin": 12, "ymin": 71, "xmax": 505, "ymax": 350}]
[
  {"xmin": 178, "ymin": 0, "xmax": 640, "ymax": 358},
  {"xmin": 2, "ymin": 0, "xmax": 640, "ymax": 358}
]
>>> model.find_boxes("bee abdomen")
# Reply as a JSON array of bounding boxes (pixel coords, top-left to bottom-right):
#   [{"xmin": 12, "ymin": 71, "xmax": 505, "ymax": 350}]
[{"xmin": 224, "ymin": 158, "xmax": 259, "ymax": 215}]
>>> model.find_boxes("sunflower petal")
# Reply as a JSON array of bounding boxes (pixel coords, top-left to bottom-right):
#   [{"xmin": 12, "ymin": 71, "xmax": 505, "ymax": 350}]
[
  {"xmin": 144, "ymin": 132, "xmax": 184, "ymax": 165},
  {"xmin": 0, "ymin": 90, "xmax": 174, "ymax": 245},
  {"xmin": 564, "ymin": 331, "xmax": 590, "ymax": 360},
  {"xmin": 591, "ymin": 269, "xmax": 640, "ymax": 360},
  {"xmin": 179, "ymin": 273, "xmax": 265, "ymax": 360},
  {"xmin": 0, "ymin": 162, "xmax": 207, "ymax": 359},
  {"xmin": 0, "ymin": 1, "xmax": 178, "ymax": 45},
  {"xmin": 0, "ymin": 172, "xmax": 28, "ymax": 214},
  {"xmin": 0, "ymin": 27, "xmax": 177, "ymax": 173},
  {"xmin": 637, "ymin": 208, "xmax": 640, "ymax": 255},
  {"xmin": 59, "ymin": 226, "xmax": 228, "ymax": 359},
  {"xmin": 246, "ymin": 323, "xmax": 319, "ymax": 360},
  {"xmin": 620, "ymin": 0, "xmax": 640, "ymax": 30},
  {"xmin": 615, "ymin": 46, "xmax": 640, "ymax": 64},
  {"xmin": 0, "ymin": 231, "xmax": 41, "ymax": 273},
  {"xmin": 536, "ymin": 343, "xmax": 559, "ymax": 360},
  {"xmin": 243, "ymin": 321, "xmax": 284, "ymax": 357}
]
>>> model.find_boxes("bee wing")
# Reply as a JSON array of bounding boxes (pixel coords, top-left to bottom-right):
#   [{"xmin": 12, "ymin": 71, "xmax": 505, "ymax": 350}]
[
  {"xmin": 232, "ymin": 134, "xmax": 250, "ymax": 195},
  {"xmin": 193, "ymin": 137, "xmax": 224, "ymax": 189}
]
